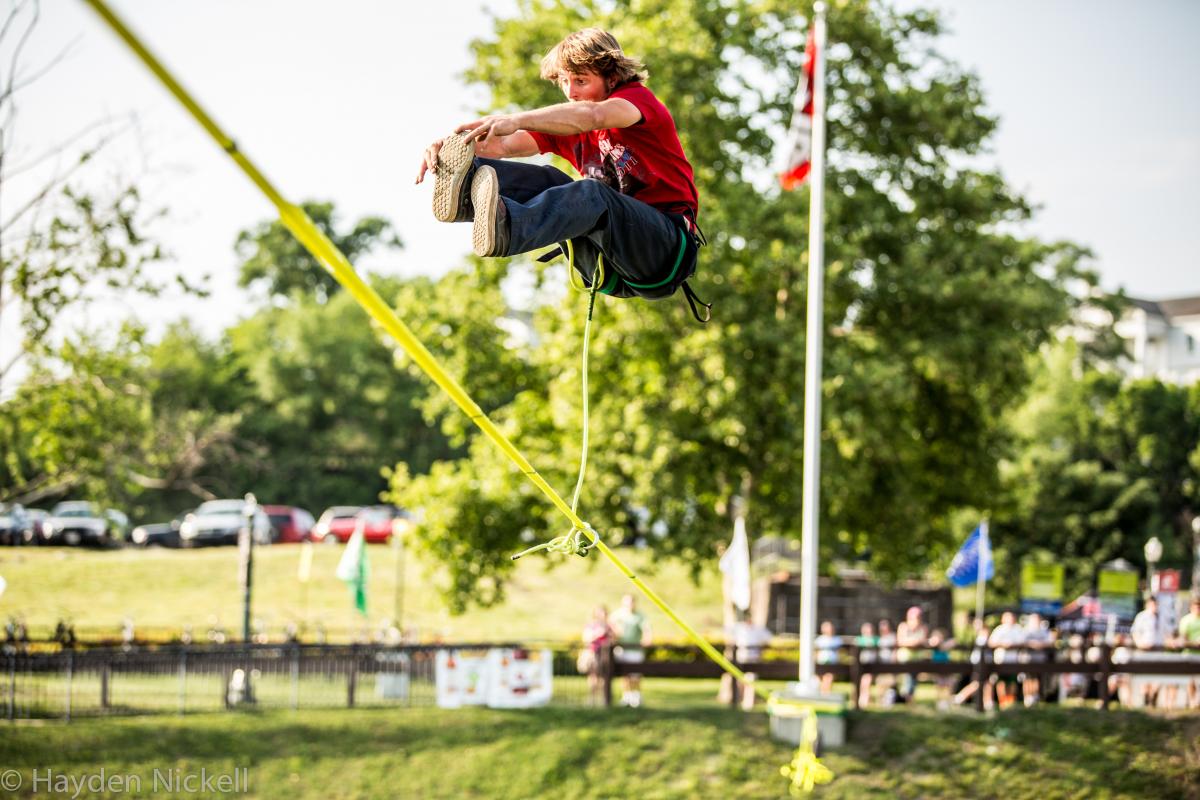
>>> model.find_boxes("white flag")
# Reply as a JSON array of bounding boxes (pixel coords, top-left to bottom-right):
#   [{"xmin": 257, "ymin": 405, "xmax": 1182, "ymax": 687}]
[{"xmin": 719, "ymin": 516, "xmax": 752, "ymax": 612}]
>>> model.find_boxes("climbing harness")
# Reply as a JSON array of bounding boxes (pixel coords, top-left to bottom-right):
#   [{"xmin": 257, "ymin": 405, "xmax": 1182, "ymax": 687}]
[{"xmin": 511, "ymin": 241, "xmax": 605, "ymax": 561}]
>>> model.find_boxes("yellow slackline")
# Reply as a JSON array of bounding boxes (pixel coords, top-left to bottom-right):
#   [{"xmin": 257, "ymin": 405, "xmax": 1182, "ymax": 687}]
[{"xmin": 81, "ymin": 0, "xmax": 769, "ymax": 704}]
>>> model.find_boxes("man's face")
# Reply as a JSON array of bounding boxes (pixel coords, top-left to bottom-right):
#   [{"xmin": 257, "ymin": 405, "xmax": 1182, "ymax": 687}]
[{"xmin": 559, "ymin": 70, "xmax": 611, "ymax": 103}]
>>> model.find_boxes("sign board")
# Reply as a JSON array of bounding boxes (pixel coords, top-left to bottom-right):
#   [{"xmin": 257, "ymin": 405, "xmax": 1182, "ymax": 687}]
[
  {"xmin": 435, "ymin": 648, "xmax": 554, "ymax": 709},
  {"xmin": 1020, "ymin": 563, "xmax": 1064, "ymax": 615},
  {"xmin": 1153, "ymin": 570, "xmax": 1182, "ymax": 643},
  {"xmin": 1097, "ymin": 568, "xmax": 1139, "ymax": 620},
  {"xmin": 1152, "ymin": 569, "xmax": 1180, "ymax": 594},
  {"xmin": 483, "ymin": 648, "xmax": 553, "ymax": 708},
  {"xmin": 374, "ymin": 652, "xmax": 411, "ymax": 700},
  {"xmin": 435, "ymin": 649, "xmax": 490, "ymax": 708}
]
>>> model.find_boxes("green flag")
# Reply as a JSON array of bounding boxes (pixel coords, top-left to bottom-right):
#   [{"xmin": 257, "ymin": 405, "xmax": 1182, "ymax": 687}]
[{"xmin": 335, "ymin": 524, "xmax": 369, "ymax": 615}]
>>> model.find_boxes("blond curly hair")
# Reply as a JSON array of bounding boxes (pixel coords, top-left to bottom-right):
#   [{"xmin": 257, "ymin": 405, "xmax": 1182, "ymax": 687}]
[{"xmin": 539, "ymin": 28, "xmax": 648, "ymax": 87}]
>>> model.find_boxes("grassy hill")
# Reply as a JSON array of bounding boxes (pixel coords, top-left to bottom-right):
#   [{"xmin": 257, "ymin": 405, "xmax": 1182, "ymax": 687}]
[
  {"xmin": 1, "ymin": 698, "xmax": 1196, "ymax": 799},
  {"xmin": 0, "ymin": 544, "xmax": 727, "ymax": 643}
]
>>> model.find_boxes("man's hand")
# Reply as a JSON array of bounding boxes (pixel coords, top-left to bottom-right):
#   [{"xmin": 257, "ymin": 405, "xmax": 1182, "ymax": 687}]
[
  {"xmin": 414, "ymin": 137, "xmax": 445, "ymax": 185},
  {"xmin": 457, "ymin": 114, "xmax": 522, "ymax": 146}
]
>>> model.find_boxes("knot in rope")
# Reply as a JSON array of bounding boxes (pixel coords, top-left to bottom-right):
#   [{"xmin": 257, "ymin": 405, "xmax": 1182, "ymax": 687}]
[{"xmin": 779, "ymin": 713, "xmax": 833, "ymax": 795}]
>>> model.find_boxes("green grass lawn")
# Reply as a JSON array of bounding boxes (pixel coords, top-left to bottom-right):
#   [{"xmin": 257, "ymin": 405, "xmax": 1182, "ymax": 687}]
[
  {"xmin": 0, "ymin": 690, "xmax": 1196, "ymax": 799},
  {"xmin": 0, "ymin": 545, "xmax": 727, "ymax": 644}
]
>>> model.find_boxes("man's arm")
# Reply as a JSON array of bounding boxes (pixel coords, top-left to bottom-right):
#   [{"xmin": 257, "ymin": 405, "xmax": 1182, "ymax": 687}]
[{"xmin": 458, "ymin": 97, "xmax": 642, "ymax": 146}]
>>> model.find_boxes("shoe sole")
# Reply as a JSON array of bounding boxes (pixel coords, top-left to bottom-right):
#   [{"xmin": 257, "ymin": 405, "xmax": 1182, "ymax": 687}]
[
  {"xmin": 472, "ymin": 165, "xmax": 499, "ymax": 257},
  {"xmin": 432, "ymin": 133, "xmax": 474, "ymax": 223}
]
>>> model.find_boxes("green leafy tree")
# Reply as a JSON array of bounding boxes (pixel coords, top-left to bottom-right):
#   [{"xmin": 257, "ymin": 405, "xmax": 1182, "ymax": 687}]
[
  {"xmin": 235, "ymin": 200, "xmax": 402, "ymax": 303},
  {"xmin": 225, "ymin": 276, "xmax": 465, "ymax": 516},
  {"xmin": 0, "ymin": 325, "xmax": 152, "ymax": 507},
  {"xmin": 997, "ymin": 342, "xmax": 1200, "ymax": 599},
  {"xmin": 380, "ymin": 0, "xmax": 1112, "ymax": 611}
]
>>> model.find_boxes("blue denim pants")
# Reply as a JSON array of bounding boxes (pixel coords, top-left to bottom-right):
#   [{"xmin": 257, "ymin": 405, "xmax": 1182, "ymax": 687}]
[{"xmin": 477, "ymin": 157, "xmax": 696, "ymax": 299}]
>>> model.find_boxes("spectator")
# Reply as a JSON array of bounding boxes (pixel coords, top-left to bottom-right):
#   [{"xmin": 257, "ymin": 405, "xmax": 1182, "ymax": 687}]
[
  {"xmin": 1130, "ymin": 597, "xmax": 1162, "ymax": 707},
  {"xmin": 876, "ymin": 619, "xmax": 897, "ymax": 706},
  {"xmin": 927, "ymin": 628, "xmax": 955, "ymax": 710},
  {"xmin": 988, "ymin": 611, "xmax": 1024, "ymax": 709},
  {"xmin": 1110, "ymin": 632, "xmax": 1134, "ymax": 707},
  {"xmin": 1020, "ymin": 612, "xmax": 1054, "ymax": 707},
  {"xmin": 1179, "ymin": 597, "xmax": 1200, "ymax": 709},
  {"xmin": 725, "ymin": 619, "xmax": 772, "ymax": 710},
  {"xmin": 814, "ymin": 620, "xmax": 842, "ymax": 694},
  {"xmin": 610, "ymin": 594, "xmax": 651, "ymax": 707},
  {"xmin": 1060, "ymin": 633, "xmax": 1090, "ymax": 701},
  {"xmin": 579, "ymin": 604, "xmax": 613, "ymax": 706},
  {"xmin": 896, "ymin": 605, "xmax": 928, "ymax": 703},
  {"xmin": 854, "ymin": 622, "xmax": 877, "ymax": 708},
  {"xmin": 953, "ymin": 618, "xmax": 994, "ymax": 711}
]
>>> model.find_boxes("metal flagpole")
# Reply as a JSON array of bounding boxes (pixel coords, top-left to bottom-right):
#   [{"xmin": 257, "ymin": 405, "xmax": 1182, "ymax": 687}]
[{"xmin": 798, "ymin": 1, "xmax": 828, "ymax": 690}]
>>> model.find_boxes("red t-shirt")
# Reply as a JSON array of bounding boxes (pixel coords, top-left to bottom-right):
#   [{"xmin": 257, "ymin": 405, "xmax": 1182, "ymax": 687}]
[{"xmin": 528, "ymin": 81, "xmax": 699, "ymax": 217}]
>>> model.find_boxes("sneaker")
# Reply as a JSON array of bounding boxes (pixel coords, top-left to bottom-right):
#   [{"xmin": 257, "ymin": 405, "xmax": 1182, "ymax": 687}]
[
  {"xmin": 432, "ymin": 133, "xmax": 475, "ymax": 223},
  {"xmin": 471, "ymin": 165, "xmax": 509, "ymax": 257}
]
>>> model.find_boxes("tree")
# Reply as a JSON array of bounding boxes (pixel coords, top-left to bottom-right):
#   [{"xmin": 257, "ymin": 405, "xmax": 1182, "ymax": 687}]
[
  {"xmin": 0, "ymin": 324, "xmax": 152, "ymax": 507},
  {"xmin": 1, "ymin": 1, "xmax": 208, "ymax": 394},
  {"xmin": 996, "ymin": 342, "xmax": 1200, "ymax": 599},
  {"xmin": 235, "ymin": 200, "xmax": 401, "ymax": 303},
  {"xmin": 384, "ymin": 0, "xmax": 1115, "ymax": 612},
  {"xmin": 224, "ymin": 275, "xmax": 465, "ymax": 515}
]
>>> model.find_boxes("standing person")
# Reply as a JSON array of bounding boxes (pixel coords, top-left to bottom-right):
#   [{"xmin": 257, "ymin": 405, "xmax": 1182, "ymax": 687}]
[
  {"xmin": 855, "ymin": 621, "xmax": 878, "ymax": 708},
  {"xmin": 814, "ymin": 620, "xmax": 843, "ymax": 694},
  {"xmin": 988, "ymin": 611, "xmax": 1025, "ymax": 709},
  {"xmin": 610, "ymin": 593, "xmax": 651, "ymax": 707},
  {"xmin": 953, "ymin": 618, "xmax": 994, "ymax": 711},
  {"xmin": 927, "ymin": 629, "xmax": 956, "ymax": 710},
  {"xmin": 896, "ymin": 606, "xmax": 929, "ymax": 703},
  {"xmin": 416, "ymin": 28, "xmax": 708, "ymax": 317},
  {"xmin": 579, "ymin": 604, "xmax": 613, "ymax": 706},
  {"xmin": 876, "ymin": 619, "xmax": 898, "ymax": 706},
  {"xmin": 1130, "ymin": 596, "xmax": 1163, "ymax": 707},
  {"xmin": 1178, "ymin": 597, "xmax": 1200, "ymax": 709},
  {"xmin": 1020, "ymin": 612, "xmax": 1054, "ymax": 707}
]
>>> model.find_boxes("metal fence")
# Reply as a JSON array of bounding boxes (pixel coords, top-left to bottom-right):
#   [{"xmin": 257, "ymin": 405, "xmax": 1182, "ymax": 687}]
[{"xmin": 1, "ymin": 644, "xmax": 593, "ymax": 721}]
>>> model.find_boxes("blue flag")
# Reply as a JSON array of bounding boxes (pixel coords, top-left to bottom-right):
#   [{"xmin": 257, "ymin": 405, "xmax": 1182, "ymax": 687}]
[{"xmin": 946, "ymin": 522, "xmax": 994, "ymax": 588}]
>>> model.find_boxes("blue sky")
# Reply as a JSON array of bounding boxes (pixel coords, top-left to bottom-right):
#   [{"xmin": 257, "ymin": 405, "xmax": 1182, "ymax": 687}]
[{"xmin": 6, "ymin": 0, "xmax": 1198, "ymax": 355}]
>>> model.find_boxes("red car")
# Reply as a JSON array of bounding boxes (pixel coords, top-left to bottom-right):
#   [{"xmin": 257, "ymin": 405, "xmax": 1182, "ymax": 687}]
[
  {"xmin": 263, "ymin": 505, "xmax": 315, "ymax": 543},
  {"xmin": 313, "ymin": 505, "xmax": 407, "ymax": 544}
]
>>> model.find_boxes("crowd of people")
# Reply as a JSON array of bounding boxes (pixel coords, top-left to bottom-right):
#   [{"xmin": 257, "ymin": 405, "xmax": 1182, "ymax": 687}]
[{"xmin": 813, "ymin": 597, "xmax": 1200, "ymax": 711}]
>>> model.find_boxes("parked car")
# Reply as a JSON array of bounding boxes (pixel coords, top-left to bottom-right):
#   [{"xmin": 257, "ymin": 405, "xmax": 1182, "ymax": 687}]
[
  {"xmin": 312, "ymin": 506, "xmax": 363, "ymax": 544},
  {"xmin": 263, "ymin": 505, "xmax": 315, "ymax": 544},
  {"xmin": 0, "ymin": 503, "xmax": 30, "ymax": 546},
  {"xmin": 179, "ymin": 499, "xmax": 271, "ymax": 547},
  {"xmin": 43, "ymin": 501, "xmax": 123, "ymax": 546},
  {"xmin": 314, "ymin": 505, "xmax": 407, "ymax": 545},
  {"xmin": 130, "ymin": 509, "xmax": 192, "ymax": 548}
]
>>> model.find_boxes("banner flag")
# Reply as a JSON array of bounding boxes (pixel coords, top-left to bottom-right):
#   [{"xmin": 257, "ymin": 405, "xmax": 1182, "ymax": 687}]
[{"xmin": 946, "ymin": 522, "xmax": 994, "ymax": 588}]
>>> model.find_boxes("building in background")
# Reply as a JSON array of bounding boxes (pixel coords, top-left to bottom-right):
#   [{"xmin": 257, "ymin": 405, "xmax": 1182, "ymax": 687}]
[{"xmin": 1116, "ymin": 295, "xmax": 1200, "ymax": 384}]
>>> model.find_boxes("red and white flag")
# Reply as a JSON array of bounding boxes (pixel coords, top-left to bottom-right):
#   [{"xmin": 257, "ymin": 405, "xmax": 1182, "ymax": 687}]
[{"xmin": 778, "ymin": 28, "xmax": 818, "ymax": 190}]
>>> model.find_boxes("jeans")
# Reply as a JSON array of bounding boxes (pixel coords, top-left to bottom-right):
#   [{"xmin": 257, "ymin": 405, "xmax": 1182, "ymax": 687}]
[{"xmin": 477, "ymin": 157, "xmax": 695, "ymax": 299}]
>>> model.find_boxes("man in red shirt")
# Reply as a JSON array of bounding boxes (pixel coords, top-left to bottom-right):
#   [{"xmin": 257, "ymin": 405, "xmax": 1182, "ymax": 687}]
[{"xmin": 416, "ymin": 28, "xmax": 705, "ymax": 312}]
